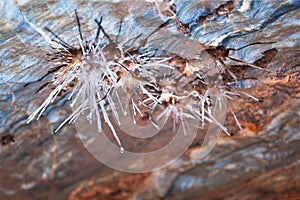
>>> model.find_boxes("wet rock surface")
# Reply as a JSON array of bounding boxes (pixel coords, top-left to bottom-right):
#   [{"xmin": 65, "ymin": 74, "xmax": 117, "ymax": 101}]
[{"xmin": 0, "ymin": 0, "xmax": 299, "ymax": 199}]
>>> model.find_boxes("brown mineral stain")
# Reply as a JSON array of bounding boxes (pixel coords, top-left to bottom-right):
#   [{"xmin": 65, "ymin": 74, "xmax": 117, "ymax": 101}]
[
  {"xmin": 69, "ymin": 173, "xmax": 150, "ymax": 200},
  {"xmin": 1, "ymin": 134, "xmax": 15, "ymax": 145}
]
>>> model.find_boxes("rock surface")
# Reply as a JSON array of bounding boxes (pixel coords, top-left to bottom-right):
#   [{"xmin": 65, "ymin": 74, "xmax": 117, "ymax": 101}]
[{"xmin": 0, "ymin": 0, "xmax": 299, "ymax": 199}]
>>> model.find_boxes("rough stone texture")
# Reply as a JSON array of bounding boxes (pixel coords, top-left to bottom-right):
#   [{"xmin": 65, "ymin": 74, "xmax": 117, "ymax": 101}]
[{"xmin": 0, "ymin": 0, "xmax": 299, "ymax": 199}]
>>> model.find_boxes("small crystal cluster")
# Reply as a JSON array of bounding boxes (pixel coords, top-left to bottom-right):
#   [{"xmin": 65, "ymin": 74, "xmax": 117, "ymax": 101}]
[{"xmin": 26, "ymin": 10, "xmax": 264, "ymax": 151}]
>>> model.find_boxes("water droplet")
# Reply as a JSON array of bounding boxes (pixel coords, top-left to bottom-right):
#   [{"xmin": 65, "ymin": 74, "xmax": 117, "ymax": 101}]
[{"xmin": 120, "ymin": 146, "xmax": 125, "ymax": 154}]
